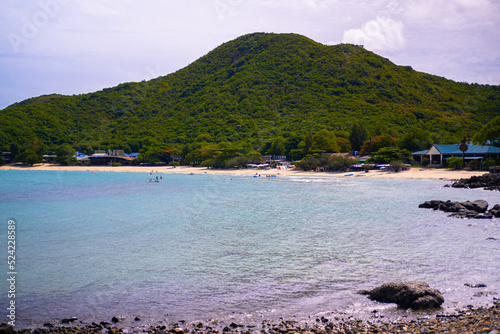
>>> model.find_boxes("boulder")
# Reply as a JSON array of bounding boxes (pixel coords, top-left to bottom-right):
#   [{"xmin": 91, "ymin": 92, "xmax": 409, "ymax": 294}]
[
  {"xmin": 359, "ymin": 281, "xmax": 444, "ymax": 310},
  {"xmin": 419, "ymin": 199, "xmax": 500, "ymax": 219},
  {"xmin": 418, "ymin": 200, "xmax": 445, "ymax": 209},
  {"xmin": 460, "ymin": 200, "xmax": 488, "ymax": 213},
  {"xmin": 450, "ymin": 174, "xmax": 500, "ymax": 191}
]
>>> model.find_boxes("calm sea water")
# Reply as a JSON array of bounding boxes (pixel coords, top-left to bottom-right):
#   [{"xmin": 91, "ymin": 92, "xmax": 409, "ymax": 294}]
[{"xmin": 0, "ymin": 170, "xmax": 499, "ymax": 329}]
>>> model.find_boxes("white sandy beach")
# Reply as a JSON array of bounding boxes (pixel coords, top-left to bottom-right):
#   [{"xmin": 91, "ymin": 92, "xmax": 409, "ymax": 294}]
[{"xmin": 0, "ymin": 164, "xmax": 490, "ymax": 180}]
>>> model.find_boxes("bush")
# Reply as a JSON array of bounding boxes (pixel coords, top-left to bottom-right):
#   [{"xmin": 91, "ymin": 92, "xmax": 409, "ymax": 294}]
[
  {"xmin": 389, "ymin": 160, "xmax": 405, "ymax": 172},
  {"xmin": 111, "ymin": 162, "xmax": 121, "ymax": 167},
  {"xmin": 296, "ymin": 155, "xmax": 321, "ymax": 171},
  {"xmin": 482, "ymin": 159, "xmax": 496, "ymax": 171},
  {"xmin": 446, "ymin": 156, "xmax": 463, "ymax": 169},
  {"xmin": 363, "ymin": 164, "xmax": 375, "ymax": 171},
  {"xmin": 168, "ymin": 161, "xmax": 180, "ymax": 166},
  {"xmin": 367, "ymin": 147, "xmax": 411, "ymax": 164},
  {"xmin": 328, "ymin": 156, "xmax": 357, "ymax": 171}
]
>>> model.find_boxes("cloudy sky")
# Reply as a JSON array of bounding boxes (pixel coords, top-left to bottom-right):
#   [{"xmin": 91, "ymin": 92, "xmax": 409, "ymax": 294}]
[{"xmin": 1, "ymin": 0, "xmax": 499, "ymax": 109}]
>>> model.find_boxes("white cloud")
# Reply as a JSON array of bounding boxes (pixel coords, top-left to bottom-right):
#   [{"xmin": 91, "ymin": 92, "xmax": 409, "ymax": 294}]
[
  {"xmin": 404, "ymin": 0, "xmax": 497, "ymax": 29},
  {"xmin": 342, "ymin": 17, "xmax": 405, "ymax": 51}
]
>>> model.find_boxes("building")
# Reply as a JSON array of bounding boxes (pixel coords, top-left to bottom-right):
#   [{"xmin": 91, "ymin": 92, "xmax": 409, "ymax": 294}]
[
  {"xmin": 412, "ymin": 144, "xmax": 500, "ymax": 167},
  {"xmin": 88, "ymin": 150, "xmax": 138, "ymax": 165}
]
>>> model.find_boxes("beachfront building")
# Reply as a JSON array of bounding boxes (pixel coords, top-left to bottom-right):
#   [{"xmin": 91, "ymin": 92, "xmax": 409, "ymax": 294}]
[
  {"xmin": 412, "ymin": 144, "xmax": 500, "ymax": 167},
  {"xmin": 88, "ymin": 149, "xmax": 138, "ymax": 165}
]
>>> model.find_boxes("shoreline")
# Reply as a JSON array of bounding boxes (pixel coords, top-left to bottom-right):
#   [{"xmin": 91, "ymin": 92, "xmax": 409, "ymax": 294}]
[
  {"xmin": 8, "ymin": 302, "xmax": 500, "ymax": 334},
  {"xmin": 0, "ymin": 164, "xmax": 491, "ymax": 180}
]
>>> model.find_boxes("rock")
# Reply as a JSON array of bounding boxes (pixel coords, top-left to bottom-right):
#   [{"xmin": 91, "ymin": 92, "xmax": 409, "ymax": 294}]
[
  {"xmin": 460, "ymin": 200, "xmax": 488, "ymax": 213},
  {"xmin": 475, "ymin": 212, "xmax": 493, "ymax": 219},
  {"xmin": 111, "ymin": 316, "xmax": 119, "ymax": 323},
  {"xmin": 419, "ymin": 199, "xmax": 500, "ymax": 220},
  {"xmin": 0, "ymin": 325, "xmax": 15, "ymax": 334},
  {"xmin": 359, "ymin": 281, "xmax": 444, "ymax": 310},
  {"xmin": 61, "ymin": 317, "xmax": 77, "ymax": 324},
  {"xmin": 450, "ymin": 174, "xmax": 500, "ymax": 191},
  {"xmin": 419, "ymin": 200, "xmax": 445, "ymax": 209}
]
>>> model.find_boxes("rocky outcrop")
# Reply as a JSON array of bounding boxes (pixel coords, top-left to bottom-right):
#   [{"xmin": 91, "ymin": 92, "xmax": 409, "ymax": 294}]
[
  {"xmin": 419, "ymin": 200, "xmax": 500, "ymax": 219},
  {"xmin": 358, "ymin": 281, "xmax": 444, "ymax": 310},
  {"xmin": 448, "ymin": 174, "xmax": 500, "ymax": 191}
]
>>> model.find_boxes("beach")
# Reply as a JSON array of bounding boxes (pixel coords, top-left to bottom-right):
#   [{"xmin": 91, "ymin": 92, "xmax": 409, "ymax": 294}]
[
  {"xmin": 4, "ymin": 303, "xmax": 500, "ymax": 334},
  {"xmin": 0, "ymin": 164, "xmax": 491, "ymax": 180}
]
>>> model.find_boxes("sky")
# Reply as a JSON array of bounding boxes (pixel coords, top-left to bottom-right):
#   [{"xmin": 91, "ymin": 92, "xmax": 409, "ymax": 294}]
[{"xmin": 1, "ymin": 0, "xmax": 499, "ymax": 109}]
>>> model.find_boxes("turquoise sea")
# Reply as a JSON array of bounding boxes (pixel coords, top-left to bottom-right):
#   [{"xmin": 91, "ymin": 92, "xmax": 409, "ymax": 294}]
[{"xmin": 0, "ymin": 170, "xmax": 499, "ymax": 329}]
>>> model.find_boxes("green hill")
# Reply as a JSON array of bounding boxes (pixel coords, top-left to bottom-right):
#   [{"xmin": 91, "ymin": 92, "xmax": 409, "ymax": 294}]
[{"xmin": 1, "ymin": 32, "xmax": 499, "ymax": 156}]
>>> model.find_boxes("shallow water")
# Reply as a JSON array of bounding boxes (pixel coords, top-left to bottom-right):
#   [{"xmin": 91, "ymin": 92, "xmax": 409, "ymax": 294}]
[{"xmin": 0, "ymin": 170, "xmax": 499, "ymax": 329}]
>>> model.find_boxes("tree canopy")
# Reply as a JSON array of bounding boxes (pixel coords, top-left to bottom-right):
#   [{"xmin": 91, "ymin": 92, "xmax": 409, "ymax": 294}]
[{"xmin": 0, "ymin": 33, "xmax": 498, "ymax": 158}]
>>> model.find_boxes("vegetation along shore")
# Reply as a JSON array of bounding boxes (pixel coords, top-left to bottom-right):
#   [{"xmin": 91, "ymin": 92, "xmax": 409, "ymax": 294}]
[{"xmin": 1, "ymin": 33, "xmax": 499, "ymax": 171}]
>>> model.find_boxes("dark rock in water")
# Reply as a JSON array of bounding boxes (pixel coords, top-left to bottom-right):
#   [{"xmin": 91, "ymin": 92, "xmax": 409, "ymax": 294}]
[
  {"xmin": 418, "ymin": 200, "xmax": 445, "ymax": 209},
  {"xmin": 134, "ymin": 317, "xmax": 141, "ymax": 321},
  {"xmin": 111, "ymin": 316, "xmax": 119, "ymax": 323},
  {"xmin": 61, "ymin": 317, "xmax": 77, "ymax": 324},
  {"xmin": 450, "ymin": 174, "xmax": 500, "ymax": 191},
  {"xmin": 0, "ymin": 325, "xmax": 15, "ymax": 334},
  {"xmin": 359, "ymin": 281, "xmax": 444, "ymax": 310},
  {"xmin": 465, "ymin": 283, "xmax": 487, "ymax": 288},
  {"xmin": 419, "ymin": 199, "xmax": 500, "ymax": 219},
  {"xmin": 460, "ymin": 200, "xmax": 488, "ymax": 213}
]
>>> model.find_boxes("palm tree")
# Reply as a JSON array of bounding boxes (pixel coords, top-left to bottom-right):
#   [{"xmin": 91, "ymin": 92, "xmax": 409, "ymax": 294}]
[{"xmin": 458, "ymin": 135, "xmax": 470, "ymax": 169}]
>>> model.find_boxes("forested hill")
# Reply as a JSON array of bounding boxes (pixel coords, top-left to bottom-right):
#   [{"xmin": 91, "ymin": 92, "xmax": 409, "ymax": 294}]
[{"xmin": 1, "ymin": 32, "xmax": 499, "ymax": 153}]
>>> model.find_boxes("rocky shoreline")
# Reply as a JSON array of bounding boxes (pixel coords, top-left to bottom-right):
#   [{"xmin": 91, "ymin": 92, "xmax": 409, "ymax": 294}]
[
  {"xmin": 419, "ymin": 199, "xmax": 500, "ymax": 219},
  {"xmin": 2, "ymin": 300, "xmax": 499, "ymax": 334},
  {"xmin": 448, "ymin": 173, "xmax": 500, "ymax": 191}
]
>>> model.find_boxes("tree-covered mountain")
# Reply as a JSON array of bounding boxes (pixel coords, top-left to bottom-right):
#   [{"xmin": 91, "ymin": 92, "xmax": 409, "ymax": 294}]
[{"xmin": 1, "ymin": 32, "xmax": 499, "ymax": 156}]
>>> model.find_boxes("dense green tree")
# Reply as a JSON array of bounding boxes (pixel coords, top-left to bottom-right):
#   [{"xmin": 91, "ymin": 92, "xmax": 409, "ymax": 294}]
[
  {"xmin": 473, "ymin": 116, "xmax": 500, "ymax": 145},
  {"xmin": 245, "ymin": 151, "xmax": 263, "ymax": 164},
  {"xmin": 295, "ymin": 155, "xmax": 321, "ymax": 171},
  {"xmin": 336, "ymin": 137, "xmax": 352, "ymax": 153},
  {"xmin": 9, "ymin": 142, "xmax": 19, "ymax": 162},
  {"xmin": 303, "ymin": 134, "xmax": 313, "ymax": 156},
  {"xmin": 349, "ymin": 123, "xmax": 367, "ymax": 152},
  {"xmin": 397, "ymin": 127, "xmax": 433, "ymax": 152},
  {"xmin": 29, "ymin": 137, "xmax": 45, "ymax": 156},
  {"xmin": 225, "ymin": 155, "xmax": 248, "ymax": 168},
  {"xmin": 360, "ymin": 135, "xmax": 396, "ymax": 155},
  {"xmin": 312, "ymin": 129, "xmax": 339, "ymax": 153},
  {"xmin": 446, "ymin": 156, "xmax": 463, "ymax": 169},
  {"xmin": 268, "ymin": 136, "xmax": 287, "ymax": 156},
  {"xmin": 328, "ymin": 156, "xmax": 357, "ymax": 171},
  {"xmin": 54, "ymin": 143, "xmax": 76, "ymax": 165},
  {"xmin": 18, "ymin": 149, "xmax": 42, "ymax": 166},
  {"xmin": 367, "ymin": 147, "xmax": 411, "ymax": 164}
]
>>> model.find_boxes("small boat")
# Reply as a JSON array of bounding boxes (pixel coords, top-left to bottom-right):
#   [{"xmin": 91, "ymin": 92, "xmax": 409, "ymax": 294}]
[{"xmin": 344, "ymin": 173, "xmax": 354, "ymax": 176}]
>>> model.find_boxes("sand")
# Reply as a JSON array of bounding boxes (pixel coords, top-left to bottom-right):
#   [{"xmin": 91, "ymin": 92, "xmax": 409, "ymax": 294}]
[{"xmin": 0, "ymin": 164, "xmax": 490, "ymax": 180}]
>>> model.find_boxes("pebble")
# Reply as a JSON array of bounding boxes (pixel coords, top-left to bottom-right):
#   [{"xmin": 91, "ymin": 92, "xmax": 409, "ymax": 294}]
[{"xmin": 4, "ymin": 303, "xmax": 499, "ymax": 334}]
